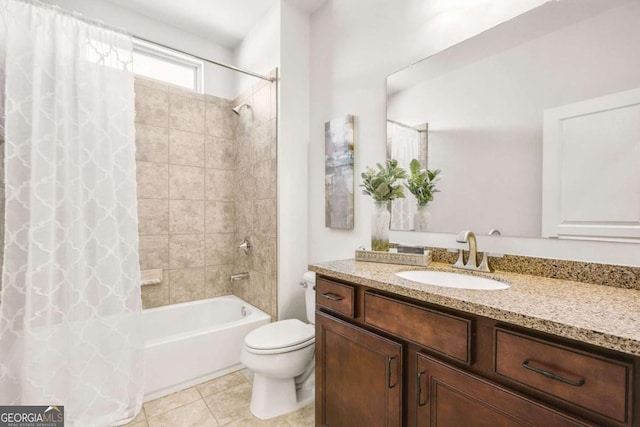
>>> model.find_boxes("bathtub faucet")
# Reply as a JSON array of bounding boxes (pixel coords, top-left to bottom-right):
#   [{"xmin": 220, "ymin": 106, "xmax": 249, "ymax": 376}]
[{"xmin": 230, "ymin": 272, "xmax": 250, "ymax": 282}]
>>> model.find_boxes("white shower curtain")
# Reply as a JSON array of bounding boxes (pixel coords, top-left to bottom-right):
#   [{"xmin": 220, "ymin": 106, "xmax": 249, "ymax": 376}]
[
  {"xmin": 0, "ymin": 1, "xmax": 143, "ymax": 426},
  {"xmin": 388, "ymin": 121, "xmax": 422, "ymax": 230}
]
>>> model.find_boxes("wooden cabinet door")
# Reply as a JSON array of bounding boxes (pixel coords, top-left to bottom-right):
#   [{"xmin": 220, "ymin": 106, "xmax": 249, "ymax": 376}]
[
  {"xmin": 415, "ymin": 353, "xmax": 593, "ymax": 427},
  {"xmin": 316, "ymin": 311, "xmax": 403, "ymax": 427}
]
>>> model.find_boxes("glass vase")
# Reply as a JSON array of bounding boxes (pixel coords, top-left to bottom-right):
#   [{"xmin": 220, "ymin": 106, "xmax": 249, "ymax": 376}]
[
  {"xmin": 371, "ymin": 201, "xmax": 391, "ymax": 251},
  {"xmin": 414, "ymin": 204, "xmax": 430, "ymax": 231}
]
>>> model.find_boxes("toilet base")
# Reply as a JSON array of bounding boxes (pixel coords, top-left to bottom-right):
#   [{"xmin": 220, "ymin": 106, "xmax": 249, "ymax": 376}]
[{"xmin": 249, "ymin": 371, "xmax": 315, "ymax": 420}]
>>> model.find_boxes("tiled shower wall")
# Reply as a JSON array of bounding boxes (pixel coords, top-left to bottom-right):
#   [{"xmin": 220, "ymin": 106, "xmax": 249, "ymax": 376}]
[
  {"xmin": 134, "ymin": 74, "xmax": 278, "ymax": 318},
  {"xmin": 232, "ymin": 75, "xmax": 278, "ymax": 318}
]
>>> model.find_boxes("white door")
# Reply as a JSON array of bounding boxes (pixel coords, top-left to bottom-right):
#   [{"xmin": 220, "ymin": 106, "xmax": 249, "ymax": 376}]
[{"xmin": 542, "ymin": 87, "xmax": 640, "ymax": 241}]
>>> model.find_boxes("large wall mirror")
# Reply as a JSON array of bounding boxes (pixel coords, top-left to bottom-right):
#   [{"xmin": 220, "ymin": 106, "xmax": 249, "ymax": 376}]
[{"xmin": 386, "ymin": 0, "xmax": 640, "ymax": 242}]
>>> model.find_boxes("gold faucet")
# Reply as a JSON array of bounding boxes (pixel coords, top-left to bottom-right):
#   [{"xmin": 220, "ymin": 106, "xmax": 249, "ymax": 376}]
[{"xmin": 453, "ymin": 230, "xmax": 492, "ymax": 273}]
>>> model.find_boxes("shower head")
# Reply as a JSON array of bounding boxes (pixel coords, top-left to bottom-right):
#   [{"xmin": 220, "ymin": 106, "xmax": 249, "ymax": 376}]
[{"xmin": 232, "ymin": 103, "xmax": 251, "ymax": 115}]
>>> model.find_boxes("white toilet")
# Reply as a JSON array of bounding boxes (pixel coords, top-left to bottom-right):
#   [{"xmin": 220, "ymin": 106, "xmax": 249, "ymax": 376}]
[{"xmin": 241, "ymin": 271, "xmax": 316, "ymax": 420}]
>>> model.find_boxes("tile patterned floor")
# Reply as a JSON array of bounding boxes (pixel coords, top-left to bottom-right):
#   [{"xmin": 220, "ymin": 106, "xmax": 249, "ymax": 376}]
[{"xmin": 126, "ymin": 369, "xmax": 315, "ymax": 427}]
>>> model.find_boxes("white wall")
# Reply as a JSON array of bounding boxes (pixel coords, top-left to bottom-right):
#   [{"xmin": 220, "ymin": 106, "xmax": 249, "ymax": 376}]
[
  {"xmin": 309, "ymin": 0, "xmax": 640, "ymax": 267},
  {"xmin": 234, "ymin": 0, "xmax": 311, "ymax": 321},
  {"xmin": 234, "ymin": 2, "xmax": 281, "ymax": 97},
  {"xmin": 277, "ymin": 1, "xmax": 311, "ymax": 321},
  {"xmin": 42, "ymin": 0, "xmax": 237, "ymax": 99}
]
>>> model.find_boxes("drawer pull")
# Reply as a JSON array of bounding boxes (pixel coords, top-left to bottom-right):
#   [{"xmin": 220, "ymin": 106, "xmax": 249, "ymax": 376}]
[
  {"xmin": 387, "ymin": 356, "xmax": 397, "ymax": 389},
  {"xmin": 417, "ymin": 371, "xmax": 427, "ymax": 407},
  {"xmin": 321, "ymin": 292, "xmax": 344, "ymax": 301},
  {"xmin": 522, "ymin": 360, "xmax": 585, "ymax": 387}
]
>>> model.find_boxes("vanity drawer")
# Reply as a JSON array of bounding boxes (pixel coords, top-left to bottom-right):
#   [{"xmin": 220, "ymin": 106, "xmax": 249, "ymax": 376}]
[
  {"xmin": 316, "ymin": 277, "xmax": 355, "ymax": 318},
  {"xmin": 363, "ymin": 292, "xmax": 472, "ymax": 364},
  {"xmin": 494, "ymin": 328, "xmax": 633, "ymax": 425}
]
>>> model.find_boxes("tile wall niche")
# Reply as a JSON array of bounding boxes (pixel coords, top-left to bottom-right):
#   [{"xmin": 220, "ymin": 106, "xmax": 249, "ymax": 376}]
[{"xmin": 134, "ymin": 73, "xmax": 278, "ymax": 318}]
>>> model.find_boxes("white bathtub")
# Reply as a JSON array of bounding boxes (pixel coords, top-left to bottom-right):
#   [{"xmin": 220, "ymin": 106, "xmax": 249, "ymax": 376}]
[{"xmin": 143, "ymin": 295, "xmax": 271, "ymax": 401}]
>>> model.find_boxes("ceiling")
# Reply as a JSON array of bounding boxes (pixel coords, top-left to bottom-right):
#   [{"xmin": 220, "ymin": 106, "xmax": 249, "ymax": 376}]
[{"xmin": 104, "ymin": 0, "xmax": 326, "ymax": 48}]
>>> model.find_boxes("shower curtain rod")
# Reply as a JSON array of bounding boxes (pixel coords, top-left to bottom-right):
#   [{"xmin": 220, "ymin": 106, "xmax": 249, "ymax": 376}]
[
  {"xmin": 387, "ymin": 119, "xmax": 427, "ymax": 133},
  {"xmin": 133, "ymin": 35, "xmax": 276, "ymax": 83}
]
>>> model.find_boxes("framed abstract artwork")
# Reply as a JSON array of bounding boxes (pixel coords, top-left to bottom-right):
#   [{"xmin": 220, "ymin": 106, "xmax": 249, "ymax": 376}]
[{"xmin": 325, "ymin": 115, "xmax": 355, "ymax": 229}]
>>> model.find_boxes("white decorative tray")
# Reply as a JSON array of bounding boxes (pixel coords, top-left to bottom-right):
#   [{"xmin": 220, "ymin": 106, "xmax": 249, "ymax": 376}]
[{"xmin": 355, "ymin": 249, "xmax": 432, "ymax": 267}]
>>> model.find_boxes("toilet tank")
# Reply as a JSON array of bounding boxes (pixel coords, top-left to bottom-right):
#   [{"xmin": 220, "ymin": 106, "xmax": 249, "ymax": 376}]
[{"xmin": 303, "ymin": 271, "xmax": 316, "ymax": 324}]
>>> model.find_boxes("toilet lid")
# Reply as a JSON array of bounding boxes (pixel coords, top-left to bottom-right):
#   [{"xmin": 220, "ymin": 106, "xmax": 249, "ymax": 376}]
[{"xmin": 245, "ymin": 319, "xmax": 315, "ymax": 351}]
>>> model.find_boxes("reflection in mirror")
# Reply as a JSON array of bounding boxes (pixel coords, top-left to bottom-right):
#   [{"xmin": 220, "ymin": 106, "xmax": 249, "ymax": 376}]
[
  {"xmin": 386, "ymin": 0, "xmax": 640, "ymax": 241},
  {"xmin": 386, "ymin": 121, "xmax": 427, "ymax": 230}
]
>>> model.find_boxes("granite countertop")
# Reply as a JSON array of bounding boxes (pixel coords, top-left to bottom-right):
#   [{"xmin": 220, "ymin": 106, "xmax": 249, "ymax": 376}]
[{"xmin": 309, "ymin": 259, "xmax": 640, "ymax": 357}]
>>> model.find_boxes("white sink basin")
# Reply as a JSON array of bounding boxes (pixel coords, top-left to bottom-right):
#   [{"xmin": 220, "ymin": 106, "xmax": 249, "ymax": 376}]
[{"xmin": 395, "ymin": 270, "xmax": 510, "ymax": 290}]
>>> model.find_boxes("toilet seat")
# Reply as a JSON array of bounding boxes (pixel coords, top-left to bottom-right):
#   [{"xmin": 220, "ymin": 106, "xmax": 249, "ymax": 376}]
[{"xmin": 245, "ymin": 319, "xmax": 315, "ymax": 355}]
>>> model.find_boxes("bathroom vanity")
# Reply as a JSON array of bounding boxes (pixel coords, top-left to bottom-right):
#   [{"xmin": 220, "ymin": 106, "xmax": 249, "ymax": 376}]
[{"xmin": 310, "ymin": 260, "xmax": 640, "ymax": 426}]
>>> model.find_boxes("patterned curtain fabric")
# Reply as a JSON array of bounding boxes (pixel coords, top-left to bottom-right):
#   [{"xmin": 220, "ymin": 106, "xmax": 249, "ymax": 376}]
[
  {"xmin": 388, "ymin": 121, "xmax": 421, "ymax": 230},
  {"xmin": 0, "ymin": 1, "xmax": 143, "ymax": 425}
]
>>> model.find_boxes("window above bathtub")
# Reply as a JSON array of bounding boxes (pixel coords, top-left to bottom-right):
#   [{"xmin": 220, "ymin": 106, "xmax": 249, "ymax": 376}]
[{"xmin": 132, "ymin": 38, "xmax": 204, "ymax": 93}]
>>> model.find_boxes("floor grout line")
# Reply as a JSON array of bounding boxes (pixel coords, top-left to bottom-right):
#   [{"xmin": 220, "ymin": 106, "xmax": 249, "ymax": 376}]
[
  {"xmin": 143, "ymin": 391, "xmax": 201, "ymax": 420},
  {"xmin": 202, "ymin": 396, "xmax": 219, "ymax": 426},
  {"xmin": 138, "ymin": 370, "xmax": 313, "ymax": 426}
]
